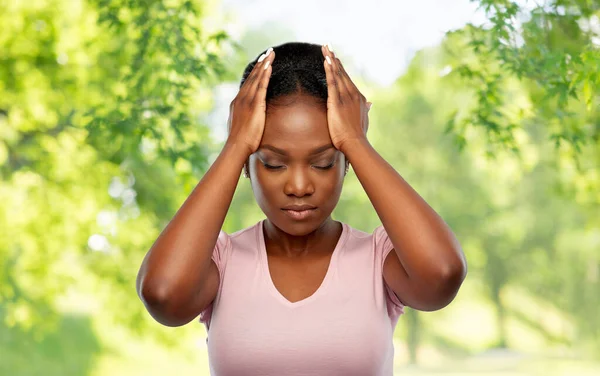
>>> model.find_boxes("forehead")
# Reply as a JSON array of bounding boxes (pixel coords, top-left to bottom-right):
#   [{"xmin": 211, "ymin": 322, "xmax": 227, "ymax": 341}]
[{"xmin": 262, "ymin": 96, "xmax": 331, "ymax": 154}]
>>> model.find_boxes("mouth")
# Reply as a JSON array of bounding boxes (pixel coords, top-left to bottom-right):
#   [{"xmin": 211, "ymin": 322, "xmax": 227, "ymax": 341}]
[{"xmin": 281, "ymin": 208, "xmax": 317, "ymax": 220}]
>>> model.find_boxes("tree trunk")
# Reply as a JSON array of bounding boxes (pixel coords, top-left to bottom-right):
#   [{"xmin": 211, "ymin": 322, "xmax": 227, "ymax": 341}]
[
  {"xmin": 492, "ymin": 284, "xmax": 508, "ymax": 348},
  {"xmin": 406, "ymin": 308, "xmax": 420, "ymax": 364}
]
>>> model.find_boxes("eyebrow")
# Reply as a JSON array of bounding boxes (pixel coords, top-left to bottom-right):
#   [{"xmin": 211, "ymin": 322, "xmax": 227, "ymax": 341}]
[{"xmin": 259, "ymin": 144, "xmax": 334, "ymax": 155}]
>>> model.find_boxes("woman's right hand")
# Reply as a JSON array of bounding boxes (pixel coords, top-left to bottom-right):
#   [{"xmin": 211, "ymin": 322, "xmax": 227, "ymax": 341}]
[{"xmin": 226, "ymin": 48, "xmax": 275, "ymax": 156}]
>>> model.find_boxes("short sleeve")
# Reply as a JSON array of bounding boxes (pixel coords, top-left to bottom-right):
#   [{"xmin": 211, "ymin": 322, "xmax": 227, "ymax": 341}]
[
  {"xmin": 199, "ymin": 230, "xmax": 232, "ymax": 327},
  {"xmin": 373, "ymin": 225, "xmax": 405, "ymax": 317},
  {"xmin": 210, "ymin": 230, "xmax": 232, "ymax": 281}
]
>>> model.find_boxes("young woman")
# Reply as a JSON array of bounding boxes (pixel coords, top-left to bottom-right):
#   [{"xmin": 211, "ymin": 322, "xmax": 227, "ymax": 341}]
[{"xmin": 137, "ymin": 42, "xmax": 467, "ymax": 375}]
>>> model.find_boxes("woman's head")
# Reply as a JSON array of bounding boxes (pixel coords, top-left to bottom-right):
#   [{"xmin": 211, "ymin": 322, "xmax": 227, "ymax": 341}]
[
  {"xmin": 240, "ymin": 42, "xmax": 348, "ymax": 236},
  {"xmin": 240, "ymin": 42, "xmax": 328, "ymax": 107}
]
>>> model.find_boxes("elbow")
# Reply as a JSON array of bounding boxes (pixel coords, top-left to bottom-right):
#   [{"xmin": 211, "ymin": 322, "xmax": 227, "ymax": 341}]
[
  {"xmin": 139, "ymin": 278, "xmax": 170, "ymax": 308},
  {"xmin": 138, "ymin": 279, "xmax": 193, "ymax": 327},
  {"xmin": 136, "ymin": 253, "xmax": 197, "ymax": 327},
  {"xmin": 440, "ymin": 254, "xmax": 467, "ymax": 288},
  {"xmin": 414, "ymin": 255, "xmax": 467, "ymax": 312},
  {"xmin": 436, "ymin": 257, "xmax": 467, "ymax": 309},
  {"xmin": 138, "ymin": 279, "xmax": 173, "ymax": 323}
]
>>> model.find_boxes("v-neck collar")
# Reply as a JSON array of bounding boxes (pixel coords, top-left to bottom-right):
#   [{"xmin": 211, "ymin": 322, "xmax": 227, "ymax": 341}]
[{"xmin": 257, "ymin": 219, "xmax": 349, "ymax": 308}]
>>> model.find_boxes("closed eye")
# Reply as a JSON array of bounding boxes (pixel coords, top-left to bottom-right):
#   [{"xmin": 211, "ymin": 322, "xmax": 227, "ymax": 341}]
[
  {"xmin": 263, "ymin": 163, "xmax": 284, "ymax": 170},
  {"xmin": 314, "ymin": 161, "xmax": 335, "ymax": 170},
  {"xmin": 262, "ymin": 162, "xmax": 335, "ymax": 170}
]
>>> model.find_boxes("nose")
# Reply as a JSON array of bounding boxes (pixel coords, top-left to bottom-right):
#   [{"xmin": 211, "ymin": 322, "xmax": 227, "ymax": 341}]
[{"xmin": 283, "ymin": 166, "xmax": 315, "ymax": 197}]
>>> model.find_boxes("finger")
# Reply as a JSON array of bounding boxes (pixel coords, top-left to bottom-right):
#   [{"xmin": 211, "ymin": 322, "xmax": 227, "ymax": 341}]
[
  {"xmin": 240, "ymin": 48, "xmax": 271, "ymax": 96},
  {"xmin": 337, "ymin": 57, "xmax": 369, "ymax": 110},
  {"xmin": 252, "ymin": 51, "xmax": 274, "ymax": 104},
  {"xmin": 324, "ymin": 47, "xmax": 351, "ymax": 98},
  {"xmin": 322, "ymin": 45, "xmax": 341, "ymax": 102},
  {"xmin": 241, "ymin": 58, "xmax": 263, "ymax": 90},
  {"xmin": 323, "ymin": 44, "xmax": 348, "ymax": 94},
  {"xmin": 248, "ymin": 48, "xmax": 274, "ymax": 94},
  {"xmin": 333, "ymin": 56, "xmax": 354, "ymax": 99},
  {"xmin": 335, "ymin": 56, "xmax": 360, "ymax": 97}
]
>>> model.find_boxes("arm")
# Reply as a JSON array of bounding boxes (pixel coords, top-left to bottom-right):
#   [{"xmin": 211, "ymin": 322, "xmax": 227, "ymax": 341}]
[
  {"xmin": 137, "ymin": 141, "xmax": 248, "ymax": 326},
  {"xmin": 343, "ymin": 138, "xmax": 467, "ymax": 311},
  {"xmin": 320, "ymin": 45, "xmax": 466, "ymax": 311},
  {"xmin": 137, "ymin": 47, "xmax": 275, "ymax": 327}
]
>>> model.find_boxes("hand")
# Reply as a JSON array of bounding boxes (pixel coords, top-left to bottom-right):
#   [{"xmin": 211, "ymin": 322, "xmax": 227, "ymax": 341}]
[
  {"xmin": 321, "ymin": 45, "xmax": 372, "ymax": 153},
  {"xmin": 226, "ymin": 48, "xmax": 275, "ymax": 156}
]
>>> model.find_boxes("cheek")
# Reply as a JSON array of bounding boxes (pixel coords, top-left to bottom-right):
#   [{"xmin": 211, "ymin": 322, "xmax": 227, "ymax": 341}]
[
  {"xmin": 327, "ymin": 171, "xmax": 345, "ymax": 200},
  {"xmin": 249, "ymin": 159, "xmax": 278, "ymax": 204},
  {"xmin": 323, "ymin": 167, "xmax": 345, "ymax": 191}
]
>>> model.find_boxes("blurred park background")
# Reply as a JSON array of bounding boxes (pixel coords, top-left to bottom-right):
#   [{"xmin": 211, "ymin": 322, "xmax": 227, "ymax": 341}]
[{"xmin": 1, "ymin": 0, "xmax": 599, "ymax": 375}]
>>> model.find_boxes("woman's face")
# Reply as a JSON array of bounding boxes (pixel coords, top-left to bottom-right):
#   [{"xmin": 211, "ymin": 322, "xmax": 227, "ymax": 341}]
[{"xmin": 247, "ymin": 94, "xmax": 346, "ymax": 236}]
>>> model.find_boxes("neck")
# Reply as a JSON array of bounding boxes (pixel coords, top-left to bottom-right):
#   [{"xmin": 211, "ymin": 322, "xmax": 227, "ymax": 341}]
[{"xmin": 263, "ymin": 217, "xmax": 339, "ymax": 258}]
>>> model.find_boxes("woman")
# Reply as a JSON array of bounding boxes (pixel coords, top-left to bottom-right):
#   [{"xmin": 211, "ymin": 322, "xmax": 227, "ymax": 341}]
[{"xmin": 137, "ymin": 42, "xmax": 467, "ymax": 375}]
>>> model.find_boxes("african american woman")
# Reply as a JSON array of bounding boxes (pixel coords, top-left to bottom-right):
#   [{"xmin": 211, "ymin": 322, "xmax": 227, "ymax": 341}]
[{"xmin": 136, "ymin": 42, "xmax": 467, "ymax": 375}]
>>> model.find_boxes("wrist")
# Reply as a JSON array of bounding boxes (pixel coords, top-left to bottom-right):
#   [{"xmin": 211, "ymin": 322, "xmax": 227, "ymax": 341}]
[
  {"xmin": 223, "ymin": 139, "xmax": 253, "ymax": 160},
  {"xmin": 222, "ymin": 140, "xmax": 253, "ymax": 165},
  {"xmin": 338, "ymin": 136, "xmax": 370, "ymax": 157}
]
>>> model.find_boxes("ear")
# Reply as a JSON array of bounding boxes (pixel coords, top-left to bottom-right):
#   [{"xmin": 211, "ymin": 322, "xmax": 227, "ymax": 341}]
[
  {"xmin": 244, "ymin": 156, "xmax": 253, "ymax": 179},
  {"xmin": 344, "ymin": 157, "xmax": 350, "ymax": 176}
]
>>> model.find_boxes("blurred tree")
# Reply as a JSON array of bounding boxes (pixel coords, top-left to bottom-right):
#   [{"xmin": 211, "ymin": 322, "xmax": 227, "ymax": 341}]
[
  {"xmin": 0, "ymin": 0, "xmax": 232, "ymax": 351},
  {"xmin": 441, "ymin": 0, "xmax": 600, "ymax": 352},
  {"xmin": 443, "ymin": 0, "xmax": 599, "ymax": 198}
]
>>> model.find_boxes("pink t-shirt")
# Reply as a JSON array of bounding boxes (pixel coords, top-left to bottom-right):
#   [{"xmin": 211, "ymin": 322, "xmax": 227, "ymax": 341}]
[{"xmin": 200, "ymin": 219, "xmax": 405, "ymax": 375}]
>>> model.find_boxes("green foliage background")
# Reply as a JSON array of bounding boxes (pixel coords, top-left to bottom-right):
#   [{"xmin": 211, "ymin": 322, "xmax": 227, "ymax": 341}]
[{"xmin": 0, "ymin": 0, "xmax": 598, "ymax": 374}]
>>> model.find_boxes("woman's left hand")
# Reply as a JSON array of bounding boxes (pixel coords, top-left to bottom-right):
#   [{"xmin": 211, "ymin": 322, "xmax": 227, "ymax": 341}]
[{"xmin": 321, "ymin": 45, "xmax": 372, "ymax": 153}]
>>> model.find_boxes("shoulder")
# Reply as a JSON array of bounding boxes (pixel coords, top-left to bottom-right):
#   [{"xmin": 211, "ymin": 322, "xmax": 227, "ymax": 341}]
[
  {"xmin": 211, "ymin": 220, "xmax": 263, "ymax": 273},
  {"xmin": 213, "ymin": 220, "xmax": 261, "ymax": 256},
  {"xmin": 340, "ymin": 222, "xmax": 388, "ymax": 242},
  {"xmin": 340, "ymin": 222, "xmax": 391, "ymax": 254},
  {"xmin": 229, "ymin": 221, "xmax": 260, "ymax": 239},
  {"xmin": 222, "ymin": 220, "xmax": 263, "ymax": 251}
]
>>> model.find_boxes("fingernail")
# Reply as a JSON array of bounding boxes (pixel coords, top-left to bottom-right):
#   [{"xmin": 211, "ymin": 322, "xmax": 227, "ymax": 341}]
[
  {"xmin": 368, "ymin": 102, "xmax": 373, "ymax": 110},
  {"xmin": 325, "ymin": 56, "xmax": 332, "ymax": 65},
  {"xmin": 266, "ymin": 47, "xmax": 273, "ymax": 56},
  {"xmin": 264, "ymin": 60, "xmax": 270, "ymax": 70},
  {"xmin": 327, "ymin": 43, "xmax": 333, "ymax": 53},
  {"xmin": 258, "ymin": 54, "xmax": 266, "ymax": 62}
]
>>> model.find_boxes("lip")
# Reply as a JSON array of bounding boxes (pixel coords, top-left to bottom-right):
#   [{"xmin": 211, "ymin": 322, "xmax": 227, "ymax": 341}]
[
  {"xmin": 281, "ymin": 207, "xmax": 317, "ymax": 220},
  {"xmin": 282, "ymin": 204, "xmax": 316, "ymax": 211}
]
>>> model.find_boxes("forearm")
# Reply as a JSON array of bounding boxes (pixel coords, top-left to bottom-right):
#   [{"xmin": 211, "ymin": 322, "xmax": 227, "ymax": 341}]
[
  {"xmin": 342, "ymin": 138, "xmax": 466, "ymax": 282},
  {"xmin": 139, "ymin": 141, "xmax": 248, "ymax": 301}
]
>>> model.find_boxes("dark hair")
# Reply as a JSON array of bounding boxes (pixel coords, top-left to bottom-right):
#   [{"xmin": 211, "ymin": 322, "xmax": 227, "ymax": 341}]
[{"xmin": 240, "ymin": 42, "xmax": 327, "ymax": 107}]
